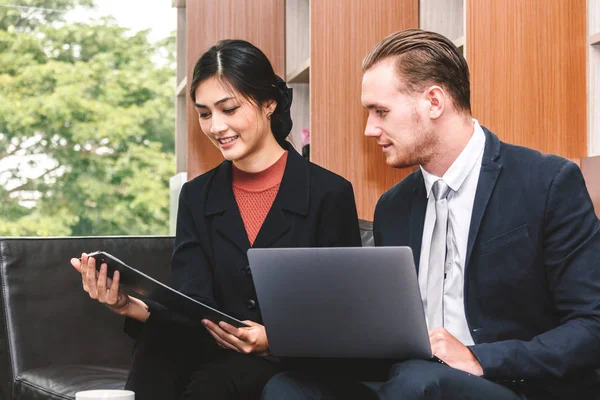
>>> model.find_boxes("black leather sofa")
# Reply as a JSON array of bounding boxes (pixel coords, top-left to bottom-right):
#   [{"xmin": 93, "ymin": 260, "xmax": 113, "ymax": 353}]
[
  {"xmin": 0, "ymin": 236, "xmax": 174, "ymax": 399},
  {"xmin": 0, "ymin": 221, "xmax": 374, "ymax": 399}
]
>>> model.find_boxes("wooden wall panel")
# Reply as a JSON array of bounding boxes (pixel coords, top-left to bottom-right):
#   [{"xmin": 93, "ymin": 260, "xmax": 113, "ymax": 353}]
[
  {"xmin": 582, "ymin": 156, "xmax": 600, "ymax": 218},
  {"xmin": 311, "ymin": 0, "xmax": 418, "ymax": 220},
  {"xmin": 186, "ymin": 0, "xmax": 285, "ymax": 179},
  {"xmin": 467, "ymin": 0, "xmax": 587, "ymax": 159}
]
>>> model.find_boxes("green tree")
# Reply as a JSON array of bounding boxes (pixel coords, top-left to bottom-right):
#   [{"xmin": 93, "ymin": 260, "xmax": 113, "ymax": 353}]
[{"xmin": 0, "ymin": 0, "xmax": 176, "ymax": 236}]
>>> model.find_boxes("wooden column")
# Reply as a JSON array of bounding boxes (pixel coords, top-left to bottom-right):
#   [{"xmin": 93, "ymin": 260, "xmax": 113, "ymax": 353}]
[
  {"xmin": 310, "ymin": 0, "xmax": 419, "ymax": 220},
  {"xmin": 186, "ymin": 0, "xmax": 285, "ymax": 179},
  {"xmin": 467, "ymin": 0, "xmax": 587, "ymax": 158}
]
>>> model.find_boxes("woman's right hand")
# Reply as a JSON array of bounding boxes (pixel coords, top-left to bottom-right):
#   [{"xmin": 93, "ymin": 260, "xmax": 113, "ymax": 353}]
[
  {"xmin": 70, "ymin": 253, "xmax": 132, "ymax": 314},
  {"xmin": 70, "ymin": 253, "xmax": 150, "ymax": 322}
]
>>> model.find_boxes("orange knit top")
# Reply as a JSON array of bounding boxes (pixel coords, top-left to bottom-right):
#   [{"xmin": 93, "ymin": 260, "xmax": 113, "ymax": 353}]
[{"xmin": 232, "ymin": 151, "xmax": 288, "ymax": 246}]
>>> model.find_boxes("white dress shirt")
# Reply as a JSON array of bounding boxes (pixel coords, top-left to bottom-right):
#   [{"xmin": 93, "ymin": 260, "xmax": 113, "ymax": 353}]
[{"xmin": 418, "ymin": 119, "xmax": 486, "ymax": 345}]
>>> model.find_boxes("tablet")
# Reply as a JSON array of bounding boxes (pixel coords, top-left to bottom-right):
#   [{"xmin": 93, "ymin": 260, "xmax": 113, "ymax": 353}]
[{"xmin": 87, "ymin": 251, "xmax": 250, "ymax": 328}]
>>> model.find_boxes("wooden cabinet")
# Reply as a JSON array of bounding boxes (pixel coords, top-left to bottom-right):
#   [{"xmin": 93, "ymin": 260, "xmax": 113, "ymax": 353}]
[
  {"xmin": 285, "ymin": 0, "xmax": 418, "ymax": 220},
  {"xmin": 175, "ymin": 0, "xmax": 595, "ymax": 220}
]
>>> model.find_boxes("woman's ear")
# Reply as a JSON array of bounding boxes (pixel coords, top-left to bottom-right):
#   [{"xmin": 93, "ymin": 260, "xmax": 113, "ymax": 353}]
[{"xmin": 264, "ymin": 100, "xmax": 277, "ymax": 115}]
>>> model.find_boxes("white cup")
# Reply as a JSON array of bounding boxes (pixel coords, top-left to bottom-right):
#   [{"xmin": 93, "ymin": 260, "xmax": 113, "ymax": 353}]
[{"xmin": 75, "ymin": 390, "xmax": 134, "ymax": 399}]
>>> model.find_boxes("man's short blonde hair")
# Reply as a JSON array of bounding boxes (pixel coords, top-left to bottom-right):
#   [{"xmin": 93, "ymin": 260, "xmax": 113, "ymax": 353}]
[{"xmin": 363, "ymin": 29, "xmax": 471, "ymax": 114}]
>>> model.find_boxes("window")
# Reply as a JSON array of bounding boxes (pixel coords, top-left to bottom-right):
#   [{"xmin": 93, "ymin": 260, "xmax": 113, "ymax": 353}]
[{"xmin": 0, "ymin": 0, "xmax": 177, "ymax": 236}]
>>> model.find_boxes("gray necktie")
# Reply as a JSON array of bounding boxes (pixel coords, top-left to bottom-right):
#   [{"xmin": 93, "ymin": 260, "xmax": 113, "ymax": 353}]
[{"xmin": 427, "ymin": 179, "xmax": 451, "ymax": 330}]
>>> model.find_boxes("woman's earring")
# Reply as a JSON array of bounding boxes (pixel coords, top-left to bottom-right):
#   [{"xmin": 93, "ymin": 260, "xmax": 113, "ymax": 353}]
[{"xmin": 266, "ymin": 112, "xmax": 272, "ymax": 120}]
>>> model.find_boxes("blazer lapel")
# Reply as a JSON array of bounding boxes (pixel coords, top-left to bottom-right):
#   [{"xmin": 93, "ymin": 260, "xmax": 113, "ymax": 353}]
[
  {"xmin": 205, "ymin": 162, "xmax": 250, "ymax": 254},
  {"xmin": 253, "ymin": 147, "xmax": 310, "ymax": 248},
  {"xmin": 465, "ymin": 128, "xmax": 503, "ymax": 270},
  {"xmin": 409, "ymin": 172, "xmax": 427, "ymax": 274}
]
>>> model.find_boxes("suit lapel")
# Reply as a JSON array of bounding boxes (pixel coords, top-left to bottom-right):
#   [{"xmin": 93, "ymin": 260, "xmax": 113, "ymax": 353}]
[
  {"xmin": 253, "ymin": 147, "xmax": 310, "ymax": 248},
  {"xmin": 465, "ymin": 128, "xmax": 503, "ymax": 270},
  {"xmin": 409, "ymin": 173, "xmax": 427, "ymax": 274},
  {"xmin": 216, "ymin": 202, "xmax": 251, "ymax": 254},
  {"xmin": 252, "ymin": 208, "xmax": 290, "ymax": 248},
  {"xmin": 205, "ymin": 161, "xmax": 250, "ymax": 254}
]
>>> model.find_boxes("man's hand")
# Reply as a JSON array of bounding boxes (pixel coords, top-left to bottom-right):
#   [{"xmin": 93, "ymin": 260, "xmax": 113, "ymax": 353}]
[
  {"xmin": 429, "ymin": 327, "xmax": 484, "ymax": 376},
  {"xmin": 202, "ymin": 319, "xmax": 270, "ymax": 356}
]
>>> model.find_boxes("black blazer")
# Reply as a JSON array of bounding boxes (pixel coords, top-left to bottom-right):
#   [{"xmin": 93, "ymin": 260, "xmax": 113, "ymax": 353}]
[
  {"xmin": 374, "ymin": 128, "xmax": 600, "ymax": 399},
  {"xmin": 169, "ymin": 147, "xmax": 361, "ymax": 325}
]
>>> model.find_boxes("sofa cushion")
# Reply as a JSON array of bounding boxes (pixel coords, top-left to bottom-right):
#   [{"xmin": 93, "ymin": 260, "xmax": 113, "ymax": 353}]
[{"xmin": 13, "ymin": 365, "xmax": 127, "ymax": 400}]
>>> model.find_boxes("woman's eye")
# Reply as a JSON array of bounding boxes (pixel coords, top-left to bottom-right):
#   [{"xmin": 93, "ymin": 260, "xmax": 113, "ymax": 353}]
[
  {"xmin": 199, "ymin": 112, "xmax": 211, "ymax": 119},
  {"xmin": 223, "ymin": 107, "xmax": 239, "ymax": 114}
]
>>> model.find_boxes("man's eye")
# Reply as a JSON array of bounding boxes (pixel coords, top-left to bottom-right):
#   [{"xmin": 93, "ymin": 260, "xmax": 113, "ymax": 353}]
[{"xmin": 376, "ymin": 110, "xmax": 387, "ymax": 117}]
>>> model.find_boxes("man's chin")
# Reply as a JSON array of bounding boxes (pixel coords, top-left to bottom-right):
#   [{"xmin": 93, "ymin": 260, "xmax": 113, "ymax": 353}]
[{"xmin": 387, "ymin": 157, "xmax": 418, "ymax": 170}]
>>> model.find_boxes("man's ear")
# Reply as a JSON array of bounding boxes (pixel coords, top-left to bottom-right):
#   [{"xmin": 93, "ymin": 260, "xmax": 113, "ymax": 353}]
[{"xmin": 426, "ymin": 85, "xmax": 445, "ymax": 120}]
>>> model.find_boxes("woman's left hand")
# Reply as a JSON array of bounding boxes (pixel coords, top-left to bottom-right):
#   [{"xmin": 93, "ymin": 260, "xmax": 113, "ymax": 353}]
[{"xmin": 202, "ymin": 319, "xmax": 270, "ymax": 356}]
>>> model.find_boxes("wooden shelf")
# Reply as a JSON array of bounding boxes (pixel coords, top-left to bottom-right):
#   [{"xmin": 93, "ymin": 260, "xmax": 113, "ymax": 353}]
[
  {"xmin": 591, "ymin": 32, "xmax": 600, "ymax": 46},
  {"xmin": 176, "ymin": 76, "xmax": 187, "ymax": 97},
  {"xmin": 452, "ymin": 35, "xmax": 465, "ymax": 49},
  {"xmin": 420, "ymin": 0, "xmax": 464, "ymax": 42},
  {"xmin": 286, "ymin": 58, "xmax": 310, "ymax": 84}
]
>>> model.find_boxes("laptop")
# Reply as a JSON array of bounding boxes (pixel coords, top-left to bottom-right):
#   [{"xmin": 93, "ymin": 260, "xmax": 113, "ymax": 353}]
[{"xmin": 247, "ymin": 246, "xmax": 432, "ymax": 360}]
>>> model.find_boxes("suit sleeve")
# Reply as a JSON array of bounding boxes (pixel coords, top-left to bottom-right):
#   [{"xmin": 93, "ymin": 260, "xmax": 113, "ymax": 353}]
[
  {"xmin": 373, "ymin": 194, "xmax": 385, "ymax": 246},
  {"xmin": 316, "ymin": 180, "xmax": 362, "ymax": 247},
  {"xmin": 169, "ymin": 182, "xmax": 217, "ymax": 308},
  {"xmin": 469, "ymin": 161, "xmax": 600, "ymax": 379},
  {"xmin": 124, "ymin": 182, "xmax": 217, "ymax": 337}
]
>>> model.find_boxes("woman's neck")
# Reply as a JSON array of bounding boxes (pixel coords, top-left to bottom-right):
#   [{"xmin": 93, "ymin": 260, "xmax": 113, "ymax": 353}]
[{"xmin": 233, "ymin": 135, "xmax": 286, "ymax": 173}]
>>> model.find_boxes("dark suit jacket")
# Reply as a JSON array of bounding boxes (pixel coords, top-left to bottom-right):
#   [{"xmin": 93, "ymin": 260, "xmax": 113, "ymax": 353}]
[
  {"xmin": 373, "ymin": 128, "xmax": 600, "ymax": 398},
  {"xmin": 168, "ymin": 147, "xmax": 361, "ymax": 325}
]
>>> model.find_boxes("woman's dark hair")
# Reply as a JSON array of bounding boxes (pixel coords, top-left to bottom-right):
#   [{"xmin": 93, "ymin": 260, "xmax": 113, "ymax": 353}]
[{"xmin": 190, "ymin": 39, "xmax": 293, "ymax": 146}]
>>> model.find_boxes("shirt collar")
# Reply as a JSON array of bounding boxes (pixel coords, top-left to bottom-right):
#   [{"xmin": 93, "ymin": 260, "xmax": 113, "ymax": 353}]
[{"xmin": 421, "ymin": 119, "xmax": 486, "ymax": 198}]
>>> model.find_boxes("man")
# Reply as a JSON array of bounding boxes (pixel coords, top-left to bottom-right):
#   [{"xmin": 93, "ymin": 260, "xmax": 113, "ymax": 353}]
[{"xmin": 262, "ymin": 29, "xmax": 600, "ymax": 399}]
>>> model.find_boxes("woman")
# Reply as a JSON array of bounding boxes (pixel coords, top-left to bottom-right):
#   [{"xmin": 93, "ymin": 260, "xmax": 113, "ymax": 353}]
[{"xmin": 71, "ymin": 39, "xmax": 361, "ymax": 399}]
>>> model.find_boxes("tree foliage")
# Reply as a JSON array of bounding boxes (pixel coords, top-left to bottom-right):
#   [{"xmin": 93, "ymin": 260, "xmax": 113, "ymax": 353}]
[{"xmin": 0, "ymin": 0, "xmax": 176, "ymax": 236}]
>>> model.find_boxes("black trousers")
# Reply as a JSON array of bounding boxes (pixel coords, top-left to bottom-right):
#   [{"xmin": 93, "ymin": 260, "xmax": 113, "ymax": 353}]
[
  {"xmin": 124, "ymin": 318, "xmax": 283, "ymax": 400},
  {"xmin": 262, "ymin": 359, "xmax": 527, "ymax": 400},
  {"xmin": 260, "ymin": 358, "xmax": 391, "ymax": 400}
]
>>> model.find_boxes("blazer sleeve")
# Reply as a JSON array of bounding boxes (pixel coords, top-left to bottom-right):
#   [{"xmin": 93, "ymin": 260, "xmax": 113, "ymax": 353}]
[
  {"xmin": 124, "ymin": 182, "xmax": 217, "ymax": 337},
  {"xmin": 373, "ymin": 194, "xmax": 386, "ymax": 246},
  {"xmin": 469, "ymin": 161, "xmax": 600, "ymax": 379},
  {"xmin": 316, "ymin": 180, "xmax": 362, "ymax": 247},
  {"xmin": 169, "ymin": 182, "xmax": 217, "ymax": 308}
]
